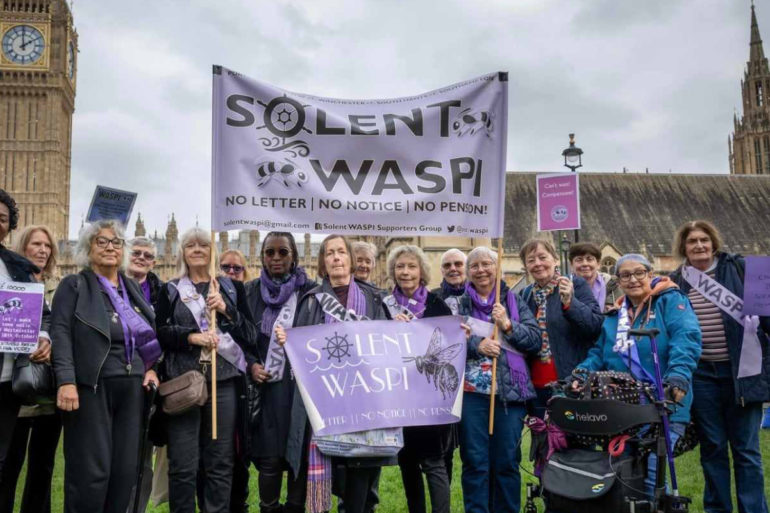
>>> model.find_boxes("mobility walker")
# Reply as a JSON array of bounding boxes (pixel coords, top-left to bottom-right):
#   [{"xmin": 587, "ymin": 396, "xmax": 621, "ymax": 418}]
[{"xmin": 525, "ymin": 328, "xmax": 692, "ymax": 513}]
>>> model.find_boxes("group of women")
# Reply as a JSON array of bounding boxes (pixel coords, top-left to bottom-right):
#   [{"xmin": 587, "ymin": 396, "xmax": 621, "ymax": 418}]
[{"xmin": 0, "ymin": 184, "xmax": 768, "ymax": 513}]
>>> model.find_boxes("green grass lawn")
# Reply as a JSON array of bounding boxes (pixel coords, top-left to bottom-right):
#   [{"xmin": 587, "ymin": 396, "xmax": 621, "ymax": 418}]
[{"xmin": 15, "ymin": 429, "xmax": 770, "ymax": 512}]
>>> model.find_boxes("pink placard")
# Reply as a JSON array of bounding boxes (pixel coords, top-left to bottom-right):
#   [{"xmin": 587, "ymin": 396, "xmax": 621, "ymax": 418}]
[{"xmin": 536, "ymin": 173, "xmax": 581, "ymax": 231}]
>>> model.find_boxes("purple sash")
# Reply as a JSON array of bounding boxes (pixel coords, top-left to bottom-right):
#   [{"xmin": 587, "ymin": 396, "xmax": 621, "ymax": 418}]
[{"xmin": 97, "ymin": 274, "xmax": 161, "ymax": 370}]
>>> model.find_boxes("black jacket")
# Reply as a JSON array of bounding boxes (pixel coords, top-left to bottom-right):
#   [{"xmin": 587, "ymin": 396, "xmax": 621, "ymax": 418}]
[
  {"xmin": 144, "ymin": 271, "xmax": 164, "ymax": 312},
  {"xmin": 285, "ymin": 278, "xmax": 392, "ymax": 478},
  {"xmin": 670, "ymin": 253, "xmax": 770, "ymax": 404},
  {"xmin": 156, "ymin": 276, "xmax": 258, "ymax": 381},
  {"xmin": 50, "ymin": 269, "xmax": 155, "ymax": 390}
]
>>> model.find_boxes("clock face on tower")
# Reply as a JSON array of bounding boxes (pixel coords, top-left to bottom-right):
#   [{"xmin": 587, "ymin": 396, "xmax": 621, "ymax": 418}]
[
  {"xmin": 2, "ymin": 24, "xmax": 46, "ymax": 65},
  {"xmin": 67, "ymin": 40, "xmax": 75, "ymax": 79}
]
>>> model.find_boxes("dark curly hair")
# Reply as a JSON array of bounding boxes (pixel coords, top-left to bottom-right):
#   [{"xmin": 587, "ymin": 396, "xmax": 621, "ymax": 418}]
[{"xmin": 0, "ymin": 189, "xmax": 19, "ymax": 231}]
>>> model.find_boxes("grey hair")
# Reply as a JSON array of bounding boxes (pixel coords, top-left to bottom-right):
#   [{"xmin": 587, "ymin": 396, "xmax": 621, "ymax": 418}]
[
  {"xmin": 129, "ymin": 236, "xmax": 157, "ymax": 255},
  {"xmin": 466, "ymin": 246, "xmax": 498, "ymax": 275},
  {"xmin": 74, "ymin": 220, "xmax": 129, "ymax": 270},
  {"xmin": 352, "ymin": 241, "xmax": 377, "ymax": 259},
  {"xmin": 614, "ymin": 253, "xmax": 653, "ymax": 275},
  {"xmin": 440, "ymin": 248, "xmax": 467, "ymax": 265},
  {"xmin": 176, "ymin": 227, "xmax": 213, "ymax": 278},
  {"xmin": 386, "ymin": 245, "xmax": 431, "ymax": 286}
]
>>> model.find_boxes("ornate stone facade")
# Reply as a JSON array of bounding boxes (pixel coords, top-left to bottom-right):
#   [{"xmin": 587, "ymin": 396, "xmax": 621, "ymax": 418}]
[{"xmin": 1, "ymin": 0, "xmax": 77, "ymax": 245}]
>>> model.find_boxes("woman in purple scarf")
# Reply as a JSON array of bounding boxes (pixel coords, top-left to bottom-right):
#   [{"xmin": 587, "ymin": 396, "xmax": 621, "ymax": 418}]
[
  {"xmin": 51, "ymin": 220, "xmax": 161, "ymax": 513},
  {"xmin": 384, "ymin": 245, "xmax": 454, "ymax": 513},
  {"xmin": 456, "ymin": 246, "xmax": 541, "ymax": 513},
  {"xmin": 276, "ymin": 235, "xmax": 391, "ymax": 513},
  {"xmin": 244, "ymin": 232, "xmax": 315, "ymax": 513}
]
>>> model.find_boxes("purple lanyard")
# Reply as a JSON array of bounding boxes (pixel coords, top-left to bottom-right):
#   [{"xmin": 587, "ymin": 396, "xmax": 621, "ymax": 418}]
[{"xmin": 98, "ymin": 275, "xmax": 136, "ymax": 372}]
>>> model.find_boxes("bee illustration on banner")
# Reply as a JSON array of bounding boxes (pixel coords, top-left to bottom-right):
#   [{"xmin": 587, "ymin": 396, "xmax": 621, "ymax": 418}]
[
  {"xmin": 0, "ymin": 297, "xmax": 22, "ymax": 315},
  {"xmin": 452, "ymin": 108, "xmax": 494, "ymax": 137},
  {"xmin": 403, "ymin": 328, "xmax": 462, "ymax": 399},
  {"xmin": 255, "ymin": 159, "xmax": 309, "ymax": 188}
]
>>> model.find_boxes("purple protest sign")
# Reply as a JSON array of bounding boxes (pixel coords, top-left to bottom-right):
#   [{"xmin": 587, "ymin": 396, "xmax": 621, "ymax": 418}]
[
  {"xmin": 0, "ymin": 281, "xmax": 44, "ymax": 354},
  {"xmin": 743, "ymin": 256, "xmax": 770, "ymax": 316},
  {"xmin": 284, "ymin": 315, "xmax": 466, "ymax": 436},
  {"xmin": 536, "ymin": 172, "xmax": 581, "ymax": 231}
]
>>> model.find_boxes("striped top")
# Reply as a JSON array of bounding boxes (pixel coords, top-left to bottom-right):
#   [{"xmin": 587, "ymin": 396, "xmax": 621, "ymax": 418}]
[{"xmin": 688, "ymin": 269, "xmax": 729, "ymax": 362}]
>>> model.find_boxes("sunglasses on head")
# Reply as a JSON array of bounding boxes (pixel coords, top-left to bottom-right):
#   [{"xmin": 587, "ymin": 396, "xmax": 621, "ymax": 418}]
[
  {"xmin": 131, "ymin": 250, "xmax": 155, "ymax": 260},
  {"xmin": 221, "ymin": 264, "xmax": 244, "ymax": 273},
  {"xmin": 264, "ymin": 248, "xmax": 291, "ymax": 257}
]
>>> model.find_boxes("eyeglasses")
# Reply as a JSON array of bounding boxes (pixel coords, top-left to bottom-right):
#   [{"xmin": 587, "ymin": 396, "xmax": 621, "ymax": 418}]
[
  {"xmin": 264, "ymin": 248, "xmax": 291, "ymax": 258},
  {"xmin": 469, "ymin": 261, "xmax": 494, "ymax": 271},
  {"xmin": 221, "ymin": 264, "xmax": 245, "ymax": 274},
  {"xmin": 94, "ymin": 236, "xmax": 124, "ymax": 249},
  {"xmin": 131, "ymin": 250, "xmax": 155, "ymax": 260},
  {"xmin": 617, "ymin": 269, "xmax": 649, "ymax": 283}
]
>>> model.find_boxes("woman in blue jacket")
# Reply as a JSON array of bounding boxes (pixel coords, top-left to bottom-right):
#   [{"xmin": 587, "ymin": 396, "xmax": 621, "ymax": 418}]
[
  {"xmin": 519, "ymin": 239, "xmax": 604, "ymax": 418},
  {"xmin": 574, "ymin": 254, "xmax": 701, "ymax": 498},
  {"xmin": 457, "ymin": 246, "xmax": 541, "ymax": 513},
  {"xmin": 670, "ymin": 220, "xmax": 770, "ymax": 513}
]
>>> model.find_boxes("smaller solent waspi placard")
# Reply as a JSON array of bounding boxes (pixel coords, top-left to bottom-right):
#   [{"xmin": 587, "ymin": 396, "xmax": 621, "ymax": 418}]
[
  {"xmin": 283, "ymin": 316, "xmax": 466, "ymax": 436},
  {"xmin": 536, "ymin": 172, "xmax": 581, "ymax": 232},
  {"xmin": 211, "ymin": 67, "xmax": 508, "ymax": 237},
  {"xmin": 0, "ymin": 281, "xmax": 44, "ymax": 354}
]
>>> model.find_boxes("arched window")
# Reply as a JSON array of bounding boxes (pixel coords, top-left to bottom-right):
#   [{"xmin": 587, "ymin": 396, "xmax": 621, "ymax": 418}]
[{"xmin": 601, "ymin": 257, "xmax": 617, "ymax": 275}]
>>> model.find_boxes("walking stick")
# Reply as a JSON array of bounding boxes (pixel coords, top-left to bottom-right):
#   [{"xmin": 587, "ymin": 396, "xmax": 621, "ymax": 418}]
[
  {"xmin": 210, "ymin": 230, "xmax": 218, "ymax": 440},
  {"xmin": 488, "ymin": 237, "xmax": 504, "ymax": 435},
  {"xmin": 132, "ymin": 382, "xmax": 158, "ymax": 513}
]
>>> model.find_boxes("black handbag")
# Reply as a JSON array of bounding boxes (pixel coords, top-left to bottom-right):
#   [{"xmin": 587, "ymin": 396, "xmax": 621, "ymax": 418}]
[{"xmin": 12, "ymin": 354, "xmax": 55, "ymax": 405}]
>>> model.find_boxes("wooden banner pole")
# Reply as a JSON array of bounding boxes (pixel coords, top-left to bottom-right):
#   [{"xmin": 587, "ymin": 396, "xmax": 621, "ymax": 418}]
[
  {"xmin": 210, "ymin": 230, "xmax": 218, "ymax": 440},
  {"xmin": 488, "ymin": 237, "xmax": 504, "ymax": 435}
]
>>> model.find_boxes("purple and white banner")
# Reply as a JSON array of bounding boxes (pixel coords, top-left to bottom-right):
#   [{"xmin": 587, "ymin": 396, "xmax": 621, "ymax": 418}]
[
  {"xmin": 0, "ymin": 281, "xmax": 44, "ymax": 354},
  {"xmin": 211, "ymin": 67, "xmax": 508, "ymax": 238},
  {"xmin": 284, "ymin": 316, "xmax": 466, "ymax": 436},
  {"xmin": 536, "ymin": 172, "xmax": 581, "ymax": 232}
]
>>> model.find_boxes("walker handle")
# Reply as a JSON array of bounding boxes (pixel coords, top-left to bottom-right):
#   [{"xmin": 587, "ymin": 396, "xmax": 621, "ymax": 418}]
[{"xmin": 627, "ymin": 328, "xmax": 660, "ymax": 338}]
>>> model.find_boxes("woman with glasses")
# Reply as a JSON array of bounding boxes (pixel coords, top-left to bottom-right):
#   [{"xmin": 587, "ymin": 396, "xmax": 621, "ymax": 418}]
[
  {"xmin": 220, "ymin": 249, "xmax": 250, "ymax": 283},
  {"xmin": 244, "ymin": 232, "xmax": 315, "ymax": 513},
  {"xmin": 519, "ymin": 239, "xmax": 604, "ymax": 418},
  {"xmin": 51, "ymin": 220, "xmax": 161, "ymax": 513},
  {"xmin": 573, "ymin": 253, "xmax": 701, "ymax": 498},
  {"xmin": 457, "ymin": 247, "xmax": 541, "ymax": 513},
  {"xmin": 669, "ymin": 221, "xmax": 770, "ymax": 513},
  {"xmin": 127, "ymin": 237, "xmax": 163, "ymax": 311},
  {"xmin": 156, "ymin": 228, "xmax": 257, "ymax": 513}
]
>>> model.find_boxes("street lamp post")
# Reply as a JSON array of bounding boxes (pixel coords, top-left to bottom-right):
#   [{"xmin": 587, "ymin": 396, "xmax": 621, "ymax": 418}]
[{"xmin": 560, "ymin": 133, "xmax": 583, "ymax": 274}]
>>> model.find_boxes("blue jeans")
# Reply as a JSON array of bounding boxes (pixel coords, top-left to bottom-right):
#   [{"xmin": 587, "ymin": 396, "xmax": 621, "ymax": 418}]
[
  {"xmin": 459, "ymin": 392, "xmax": 525, "ymax": 513},
  {"xmin": 692, "ymin": 361, "xmax": 768, "ymax": 513}
]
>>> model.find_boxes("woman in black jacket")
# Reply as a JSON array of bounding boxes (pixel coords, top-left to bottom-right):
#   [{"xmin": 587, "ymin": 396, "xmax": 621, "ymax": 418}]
[
  {"xmin": 383, "ymin": 245, "xmax": 453, "ymax": 513},
  {"xmin": 51, "ymin": 219, "xmax": 160, "ymax": 513},
  {"xmin": 156, "ymin": 227, "xmax": 257, "ymax": 513},
  {"xmin": 244, "ymin": 232, "xmax": 315, "ymax": 513},
  {"xmin": 276, "ymin": 234, "xmax": 392, "ymax": 513}
]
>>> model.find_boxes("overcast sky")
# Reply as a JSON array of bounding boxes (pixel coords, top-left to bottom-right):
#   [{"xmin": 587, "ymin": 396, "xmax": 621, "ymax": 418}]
[{"xmin": 68, "ymin": 0, "xmax": 763, "ymax": 238}]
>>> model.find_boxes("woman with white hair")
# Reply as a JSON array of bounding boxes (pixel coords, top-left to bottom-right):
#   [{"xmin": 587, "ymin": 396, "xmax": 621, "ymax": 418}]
[
  {"xmin": 155, "ymin": 227, "xmax": 258, "ymax": 513},
  {"xmin": 457, "ymin": 246, "xmax": 541, "ymax": 513},
  {"xmin": 127, "ymin": 236, "xmax": 163, "ymax": 311},
  {"xmin": 51, "ymin": 220, "xmax": 161, "ymax": 513},
  {"xmin": 352, "ymin": 241, "xmax": 377, "ymax": 284},
  {"xmin": 383, "ymin": 245, "xmax": 453, "ymax": 513}
]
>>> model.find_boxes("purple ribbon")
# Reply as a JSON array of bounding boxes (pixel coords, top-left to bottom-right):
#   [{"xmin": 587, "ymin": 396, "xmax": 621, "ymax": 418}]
[{"xmin": 97, "ymin": 274, "xmax": 161, "ymax": 369}]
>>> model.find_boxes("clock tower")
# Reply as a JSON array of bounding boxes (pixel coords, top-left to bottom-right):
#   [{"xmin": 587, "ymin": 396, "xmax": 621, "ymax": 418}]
[{"xmin": 0, "ymin": 0, "xmax": 77, "ymax": 244}]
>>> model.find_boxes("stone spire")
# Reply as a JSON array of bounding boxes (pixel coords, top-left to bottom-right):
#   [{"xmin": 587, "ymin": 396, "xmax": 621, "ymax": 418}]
[
  {"xmin": 135, "ymin": 212, "xmax": 146, "ymax": 237},
  {"xmin": 219, "ymin": 231, "xmax": 229, "ymax": 251},
  {"xmin": 165, "ymin": 213, "xmax": 178, "ymax": 257},
  {"xmin": 750, "ymin": 3, "xmax": 766, "ymax": 67}
]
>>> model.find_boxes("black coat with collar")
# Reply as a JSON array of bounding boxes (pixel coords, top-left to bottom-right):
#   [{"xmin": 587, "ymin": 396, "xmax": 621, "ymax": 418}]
[{"xmin": 51, "ymin": 269, "xmax": 155, "ymax": 389}]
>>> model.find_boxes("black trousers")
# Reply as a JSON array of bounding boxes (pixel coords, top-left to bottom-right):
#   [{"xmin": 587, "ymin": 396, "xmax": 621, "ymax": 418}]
[
  {"xmin": 62, "ymin": 376, "xmax": 144, "ymax": 513},
  {"xmin": 0, "ymin": 412, "xmax": 61, "ymax": 513},
  {"xmin": 337, "ymin": 467, "xmax": 382, "ymax": 513},
  {"xmin": 399, "ymin": 454, "xmax": 450, "ymax": 513},
  {"xmin": 255, "ymin": 456, "xmax": 307, "ymax": 513},
  {"xmin": 167, "ymin": 379, "xmax": 237, "ymax": 513},
  {"xmin": 0, "ymin": 381, "xmax": 21, "ymax": 479}
]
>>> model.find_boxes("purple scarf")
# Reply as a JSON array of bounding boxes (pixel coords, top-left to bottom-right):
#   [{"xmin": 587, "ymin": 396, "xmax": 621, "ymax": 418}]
[
  {"xmin": 260, "ymin": 267, "xmax": 307, "ymax": 336},
  {"xmin": 440, "ymin": 279, "xmax": 466, "ymax": 297},
  {"xmin": 97, "ymin": 274, "xmax": 161, "ymax": 369},
  {"xmin": 140, "ymin": 279, "xmax": 151, "ymax": 304},
  {"xmin": 465, "ymin": 282, "xmax": 531, "ymax": 395},
  {"xmin": 527, "ymin": 416, "xmax": 568, "ymax": 477},
  {"xmin": 324, "ymin": 277, "xmax": 367, "ymax": 324},
  {"xmin": 392, "ymin": 285, "xmax": 428, "ymax": 318}
]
